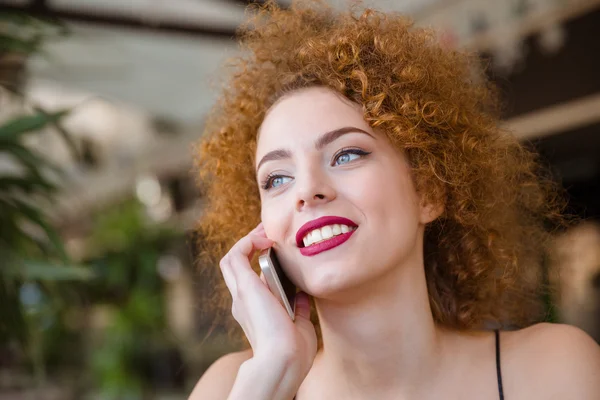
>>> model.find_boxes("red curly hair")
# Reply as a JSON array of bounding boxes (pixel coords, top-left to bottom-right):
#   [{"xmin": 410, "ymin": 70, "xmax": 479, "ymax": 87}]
[{"xmin": 194, "ymin": 0, "xmax": 566, "ymax": 337}]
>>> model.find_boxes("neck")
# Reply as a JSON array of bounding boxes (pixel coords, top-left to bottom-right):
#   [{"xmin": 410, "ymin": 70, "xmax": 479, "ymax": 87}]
[{"xmin": 311, "ymin": 248, "xmax": 446, "ymax": 396}]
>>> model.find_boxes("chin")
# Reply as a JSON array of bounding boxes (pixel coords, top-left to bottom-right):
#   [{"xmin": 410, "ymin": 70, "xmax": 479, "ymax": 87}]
[{"xmin": 300, "ymin": 263, "xmax": 370, "ymax": 300}]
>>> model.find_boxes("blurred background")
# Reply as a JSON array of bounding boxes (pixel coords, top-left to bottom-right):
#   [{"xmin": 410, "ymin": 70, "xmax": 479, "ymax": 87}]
[{"xmin": 0, "ymin": 0, "xmax": 599, "ymax": 399}]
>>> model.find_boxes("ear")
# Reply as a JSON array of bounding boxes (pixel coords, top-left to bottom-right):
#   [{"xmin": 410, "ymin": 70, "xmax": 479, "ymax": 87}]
[{"xmin": 418, "ymin": 194, "xmax": 445, "ymax": 224}]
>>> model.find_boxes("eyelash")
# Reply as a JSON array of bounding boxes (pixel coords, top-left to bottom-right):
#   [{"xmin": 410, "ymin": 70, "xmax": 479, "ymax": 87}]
[
  {"xmin": 261, "ymin": 172, "xmax": 285, "ymax": 190},
  {"xmin": 260, "ymin": 147, "xmax": 371, "ymax": 190}
]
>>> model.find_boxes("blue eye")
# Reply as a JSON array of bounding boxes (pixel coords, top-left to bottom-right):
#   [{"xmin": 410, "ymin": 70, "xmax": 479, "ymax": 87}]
[
  {"xmin": 262, "ymin": 174, "xmax": 292, "ymax": 190},
  {"xmin": 334, "ymin": 152, "xmax": 360, "ymax": 165},
  {"xmin": 271, "ymin": 176, "xmax": 291, "ymax": 188},
  {"xmin": 333, "ymin": 148, "xmax": 370, "ymax": 166}
]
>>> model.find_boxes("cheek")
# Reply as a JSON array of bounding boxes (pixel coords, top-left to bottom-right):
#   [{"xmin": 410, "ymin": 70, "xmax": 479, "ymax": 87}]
[
  {"xmin": 350, "ymin": 164, "xmax": 423, "ymax": 263},
  {"xmin": 260, "ymin": 205, "xmax": 277, "ymax": 240},
  {"xmin": 344, "ymin": 161, "xmax": 419, "ymax": 217},
  {"xmin": 260, "ymin": 197, "xmax": 290, "ymax": 243}
]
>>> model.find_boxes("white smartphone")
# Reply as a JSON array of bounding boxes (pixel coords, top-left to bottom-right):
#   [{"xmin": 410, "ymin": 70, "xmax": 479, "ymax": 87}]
[{"xmin": 258, "ymin": 248, "xmax": 296, "ymax": 320}]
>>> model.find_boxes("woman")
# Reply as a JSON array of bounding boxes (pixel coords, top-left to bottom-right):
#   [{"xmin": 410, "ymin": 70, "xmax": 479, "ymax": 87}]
[{"xmin": 190, "ymin": 2, "xmax": 600, "ymax": 399}]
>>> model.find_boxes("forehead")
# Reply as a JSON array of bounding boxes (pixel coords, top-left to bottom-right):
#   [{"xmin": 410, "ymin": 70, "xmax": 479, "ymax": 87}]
[{"xmin": 256, "ymin": 87, "xmax": 369, "ymax": 155}]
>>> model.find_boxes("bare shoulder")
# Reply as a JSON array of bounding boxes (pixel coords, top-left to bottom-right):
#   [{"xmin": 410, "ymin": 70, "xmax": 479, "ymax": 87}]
[
  {"xmin": 502, "ymin": 323, "xmax": 600, "ymax": 399},
  {"xmin": 188, "ymin": 349, "xmax": 253, "ymax": 400}
]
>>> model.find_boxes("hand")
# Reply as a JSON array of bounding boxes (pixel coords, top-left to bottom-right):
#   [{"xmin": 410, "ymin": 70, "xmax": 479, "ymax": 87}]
[{"xmin": 219, "ymin": 223, "xmax": 318, "ymax": 397}]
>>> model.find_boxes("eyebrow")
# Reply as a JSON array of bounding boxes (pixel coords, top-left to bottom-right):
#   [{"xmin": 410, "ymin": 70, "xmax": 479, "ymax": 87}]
[{"xmin": 256, "ymin": 126, "xmax": 374, "ymax": 173}]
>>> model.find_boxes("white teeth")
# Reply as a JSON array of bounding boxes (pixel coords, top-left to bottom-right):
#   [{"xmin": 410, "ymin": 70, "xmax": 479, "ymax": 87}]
[
  {"xmin": 332, "ymin": 224, "xmax": 341, "ymax": 235},
  {"xmin": 306, "ymin": 233, "xmax": 313, "ymax": 246},
  {"xmin": 322, "ymin": 225, "xmax": 333, "ymax": 239},
  {"xmin": 302, "ymin": 224, "xmax": 355, "ymax": 247},
  {"xmin": 312, "ymin": 229, "xmax": 322, "ymax": 242}
]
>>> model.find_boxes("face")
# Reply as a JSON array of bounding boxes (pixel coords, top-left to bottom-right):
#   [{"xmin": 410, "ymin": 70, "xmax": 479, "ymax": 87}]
[{"xmin": 256, "ymin": 87, "xmax": 437, "ymax": 298}]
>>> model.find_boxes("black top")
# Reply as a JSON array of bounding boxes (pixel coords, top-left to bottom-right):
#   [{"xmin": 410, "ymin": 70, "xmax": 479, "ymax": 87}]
[{"xmin": 294, "ymin": 329, "xmax": 505, "ymax": 399}]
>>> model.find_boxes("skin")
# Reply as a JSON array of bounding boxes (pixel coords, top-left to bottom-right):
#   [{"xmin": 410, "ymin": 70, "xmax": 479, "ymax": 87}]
[{"xmin": 190, "ymin": 87, "xmax": 600, "ymax": 400}]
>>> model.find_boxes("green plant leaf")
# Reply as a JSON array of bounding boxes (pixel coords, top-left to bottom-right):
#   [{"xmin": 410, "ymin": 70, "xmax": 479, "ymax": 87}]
[
  {"xmin": 0, "ymin": 109, "xmax": 69, "ymax": 141},
  {"xmin": 0, "ymin": 273, "xmax": 26, "ymax": 344},
  {"xmin": 0, "ymin": 141, "xmax": 61, "ymax": 176},
  {"xmin": 7, "ymin": 199, "xmax": 69, "ymax": 263},
  {"xmin": 0, "ymin": 33, "xmax": 42, "ymax": 54},
  {"xmin": 0, "ymin": 175, "xmax": 57, "ymax": 195},
  {"xmin": 0, "ymin": 216, "xmax": 27, "ymax": 249},
  {"xmin": 36, "ymin": 107, "xmax": 79, "ymax": 160}
]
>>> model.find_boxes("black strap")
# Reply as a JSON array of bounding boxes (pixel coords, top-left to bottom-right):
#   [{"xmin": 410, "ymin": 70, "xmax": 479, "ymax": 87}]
[{"xmin": 495, "ymin": 329, "xmax": 505, "ymax": 400}]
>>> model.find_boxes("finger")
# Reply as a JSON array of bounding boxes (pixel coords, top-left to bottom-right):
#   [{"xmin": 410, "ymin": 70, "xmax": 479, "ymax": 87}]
[
  {"xmin": 219, "ymin": 257, "xmax": 237, "ymax": 295},
  {"xmin": 251, "ymin": 222, "xmax": 265, "ymax": 234},
  {"xmin": 234, "ymin": 232, "xmax": 273, "ymax": 256},
  {"xmin": 259, "ymin": 272, "xmax": 267, "ymax": 286},
  {"xmin": 252, "ymin": 223, "xmax": 273, "ymax": 242},
  {"xmin": 228, "ymin": 234, "xmax": 273, "ymax": 280},
  {"xmin": 294, "ymin": 291, "xmax": 311, "ymax": 321},
  {"xmin": 239, "ymin": 323, "xmax": 254, "ymax": 348},
  {"xmin": 253, "ymin": 226, "xmax": 268, "ymax": 240},
  {"xmin": 225, "ymin": 235, "xmax": 274, "ymax": 303}
]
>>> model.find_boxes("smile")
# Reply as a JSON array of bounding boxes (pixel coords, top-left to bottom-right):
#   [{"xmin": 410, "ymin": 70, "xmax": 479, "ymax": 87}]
[{"xmin": 296, "ymin": 216, "xmax": 358, "ymax": 257}]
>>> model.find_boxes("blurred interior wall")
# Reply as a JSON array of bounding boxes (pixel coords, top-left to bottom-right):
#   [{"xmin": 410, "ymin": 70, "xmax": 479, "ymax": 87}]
[{"xmin": 550, "ymin": 222, "xmax": 600, "ymax": 342}]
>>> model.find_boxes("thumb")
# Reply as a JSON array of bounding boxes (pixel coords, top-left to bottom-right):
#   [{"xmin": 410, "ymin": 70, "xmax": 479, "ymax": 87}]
[{"xmin": 294, "ymin": 291, "xmax": 311, "ymax": 321}]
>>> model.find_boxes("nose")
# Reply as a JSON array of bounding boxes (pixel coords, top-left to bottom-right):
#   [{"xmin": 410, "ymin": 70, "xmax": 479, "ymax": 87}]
[{"xmin": 295, "ymin": 168, "xmax": 336, "ymax": 211}]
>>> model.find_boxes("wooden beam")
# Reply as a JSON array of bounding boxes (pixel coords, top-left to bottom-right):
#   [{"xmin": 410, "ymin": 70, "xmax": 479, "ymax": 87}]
[
  {"xmin": 0, "ymin": 2, "xmax": 238, "ymax": 39},
  {"xmin": 504, "ymin": 93, "xmax": 600, "ymax": 140},
  {"xmin": 487, "ymin": 5, "xmax": 600, "ymax": 119},
  {"xmin": 465, "ymin": 0, "xmax": 600, "ymax": 51},
  {"xmin": 220, "ymin": 0, "xmax": 281, "ymax": 5}
]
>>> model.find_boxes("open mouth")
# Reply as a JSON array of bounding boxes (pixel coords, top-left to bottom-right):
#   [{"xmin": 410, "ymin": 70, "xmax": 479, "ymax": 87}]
[
  {"xmin": 296, "ymin": 216, "xmax": 358, "ymax": 256},
  {"xmin": 299, "ymin": 223, "xmax": 357, "ymax": 248}
]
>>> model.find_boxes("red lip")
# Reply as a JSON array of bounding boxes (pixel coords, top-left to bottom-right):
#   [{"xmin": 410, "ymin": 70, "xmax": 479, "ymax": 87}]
[{"xmin": 296, "ymin": 216, "xmax": 358, "ymax": 256}]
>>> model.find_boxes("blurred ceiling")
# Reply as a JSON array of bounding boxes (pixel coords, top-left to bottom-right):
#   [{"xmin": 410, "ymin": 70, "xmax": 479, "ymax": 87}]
[
  {"xmin": 29, "ymin": 25, "xmax": 238, "ymax": 123},
  {"xmin": 3, "ymin": 0, "xmax": 600, "ymax": 221},
  {"xmin": 2, "ymin": 0, "xmax": 446, "ymax": 123},
  {"xmin": 3, "ymin": 0, "xmax": 598, "ymax": 124}
]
